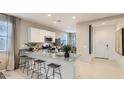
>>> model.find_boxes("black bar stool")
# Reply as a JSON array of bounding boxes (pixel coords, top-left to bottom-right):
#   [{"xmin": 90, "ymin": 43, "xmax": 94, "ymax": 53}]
[
  {"xmin": 18, "ymin": 49, "xmax": 28, "ymax": 69},
  {"xmin": 19, "ymin": 55, "xmax": 28, "ymax": 71},
  {"xmin": 31, "ymin": 59, "xmax": 46, "ymax": 79},
  {"xmin": 25, "ymin": 57, "xmax": 35, "ymax": 75},
  {"xmin": 46, "ymin": 63, "xmax": 62, "ymax": 79}
]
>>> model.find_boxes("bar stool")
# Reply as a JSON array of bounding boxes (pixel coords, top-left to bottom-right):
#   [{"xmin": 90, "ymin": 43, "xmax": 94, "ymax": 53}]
[
  {"xmin": 25, "ymin": 57, "xmax": 35, "ymax": 75},
  {"xmin": 31, "ymin": 59, "xmax": 46, "ymax": 79},
  {"xmin": 18, "ymin": 49, "xmax": 28, "ymax": 69},
  {"xmin": 46, "ymin": 63, "xmax": 62, "ymax": 79},
  {"xmin": 19, "ymin": 55, "xmax": 28, "ymax": 71}
]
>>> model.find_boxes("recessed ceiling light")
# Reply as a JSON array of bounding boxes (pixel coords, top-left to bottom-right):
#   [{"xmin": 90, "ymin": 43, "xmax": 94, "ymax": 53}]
[
  {"xmin": 48, "ymin": 14, "xmax": 52, "ymax": 17},
  {"xmin": 72, "ymin": 16, "xmax": 76, "ymax": 19},
  {"xmin": 102, "ymin": 22, "xmax": 106, "ymax": 25}
]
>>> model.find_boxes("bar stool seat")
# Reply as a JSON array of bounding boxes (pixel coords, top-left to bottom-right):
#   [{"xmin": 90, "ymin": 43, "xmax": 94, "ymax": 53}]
[
  {"xmin": 20, "ymin": 55, "xmax": 28, "ymax": 57},
  {"xmin": 35, "ymin": 59, "xmax": 45, "ymax": 63},
  {"xmin": 28, "ymin": 57, "xmax": 35, "ymax": 60},
  {"xmin": 47, "ymin": 63, "xmax": 61, "ymax": 68},
  {"xmin": 46, "ymin": 63, "xmax": 62, "ymax": 79},
  {"xmin": 31, "ymin": 59, "xmax": 46, "ymax": 79}
]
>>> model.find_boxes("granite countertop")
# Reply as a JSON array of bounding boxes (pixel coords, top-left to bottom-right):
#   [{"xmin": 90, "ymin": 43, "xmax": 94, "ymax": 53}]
[{"xmin": 24, "ymin": 50, "xmax": 77, "ymax": 62}]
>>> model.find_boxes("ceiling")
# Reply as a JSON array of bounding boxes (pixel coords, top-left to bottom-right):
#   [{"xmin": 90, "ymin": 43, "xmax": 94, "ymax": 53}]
[
  {"xmin": 8, "ymin": 13, "xmax": 120, "ymax": 33},
  {"xmin": 92, "ymin": 17, "xmax": 124, "ymax": 28}
]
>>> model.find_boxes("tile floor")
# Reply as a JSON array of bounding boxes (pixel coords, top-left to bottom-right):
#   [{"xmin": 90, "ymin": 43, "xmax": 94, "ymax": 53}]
[
  {"xmin": 3, "ymin": 68, "xmax": 60, "ymax": 79},
  {"xmin": 2, "ymin": 58, "xmax": 124, "ymax": 79},
  {"xmin": 75, "ymin": 58, "xmax": 124, "ymax": 79}
]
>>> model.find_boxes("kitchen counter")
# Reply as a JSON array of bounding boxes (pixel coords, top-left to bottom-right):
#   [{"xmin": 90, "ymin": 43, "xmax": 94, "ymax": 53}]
[{"xmin": 24, "ymin": 51, "xmax": 77, "ymax": 79}]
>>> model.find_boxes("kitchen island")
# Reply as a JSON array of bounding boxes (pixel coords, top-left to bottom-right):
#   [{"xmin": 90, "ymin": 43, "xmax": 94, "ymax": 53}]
[{"xmin": 24, "ymin": 51, "xmax": 76, "ymax": 79}]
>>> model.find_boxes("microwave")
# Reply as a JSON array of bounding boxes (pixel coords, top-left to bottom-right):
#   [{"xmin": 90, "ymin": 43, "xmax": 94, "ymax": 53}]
[{"xmin": 45, "ymin": 37, "xmax": 53, "ymax": 42}]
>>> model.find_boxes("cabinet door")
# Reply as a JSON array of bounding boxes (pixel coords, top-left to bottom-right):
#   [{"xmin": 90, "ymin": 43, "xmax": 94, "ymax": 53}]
[
  {"xmin": 51, "ymin": 32, "xmax": 55, "ymax": 42},
  {"xmin": 30, "ymin": 28, "xmax": 45, "ymax": 42},
  {"xmin": 45, "ymin": 31, "xmax": 50, "ymax": 37},
  {"xmin": 40, "ymin": 30, "xmax": 45, "ymax": 35},
  {"xmin": 40, "ymin": 30, "xmax": 45, "ymax": 42},
  {"xmin": 28, "ymin": 27, "xmax": 56, "ymax": 43},
  {"xmin": 45, "ymin": 31, "xmax": 55, "ymax": 42}
]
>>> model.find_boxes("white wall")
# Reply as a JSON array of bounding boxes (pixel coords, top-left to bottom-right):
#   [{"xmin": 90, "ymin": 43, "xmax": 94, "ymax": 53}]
[
  {"xmin": 77, "ymin": 19, "xmax": 124, "ymax": 69},
  {"xmin": 76, "ymin": 23, "xmax": 92, "ymax": 62},
  {"xmin": 95, "ymin": 23, "xmax": 124, "ymax": 69}
]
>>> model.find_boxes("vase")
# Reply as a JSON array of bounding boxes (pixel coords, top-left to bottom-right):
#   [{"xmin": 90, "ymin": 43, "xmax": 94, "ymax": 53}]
[
  {"xmin": 64, "ymin": 52, "xmax": 70, "ymax": 58},
  {"xmin": 28, "ymin": 48, "xmax": 34, "ymax": 51}
]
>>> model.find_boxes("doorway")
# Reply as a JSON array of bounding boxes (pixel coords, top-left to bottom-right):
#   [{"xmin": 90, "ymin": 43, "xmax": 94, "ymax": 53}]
[{"xmin": 94, "ymin": 29, "xmax": 110, "ymax": 59}]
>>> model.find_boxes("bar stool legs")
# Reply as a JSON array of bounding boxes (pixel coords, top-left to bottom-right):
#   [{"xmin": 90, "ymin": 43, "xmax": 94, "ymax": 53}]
[
  {"xmin": 37, "ymin": 63, "xmax": 40, "ymax": 79},
  {"xmin": 31, "ymin": 62, "xmax": 36, "ymax": 78},
  {"xmin": 19, "ymin": 56, "xmax": 35, "ymax": 76},
  {"xmin": 19, "ymin": 57, "xmax": 63, "ymax": 79},
  {"xmin": 27, "ymin": 59, "xmax": 30, "ymax": 75},
  {"xmin": 19, "ymin": 55, "xmax": 27, "ymax": 72},
  {"xmin": 31, "ymin": 60, "xmax": 46, "ymax": 79},
  {"xmin": 58, "ymin": 67, "xmax": 62, "ymax": 79},
  {"xmin": 26, "ymin": 58, "xmax": 35, "ymax": 76},
  {"xmin": 22, "ymin": 57, "xmax": 29, "ymax": 74},
  {"xmin": 46, "ymin": 67, "xmax": 49, "ymax": 79},
  {"xmin": 46, "ymin": 63, "xmax": 62, "ymax": 79},
  {"xmin": 22, "ymin": 59, "xmax": 27, "ymax": 73}
]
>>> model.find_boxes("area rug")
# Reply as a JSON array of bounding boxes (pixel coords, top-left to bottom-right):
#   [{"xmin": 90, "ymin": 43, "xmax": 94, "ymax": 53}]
[{"xmin": 0, "ymin": 72, "xmax": 6, "ymax": 79}]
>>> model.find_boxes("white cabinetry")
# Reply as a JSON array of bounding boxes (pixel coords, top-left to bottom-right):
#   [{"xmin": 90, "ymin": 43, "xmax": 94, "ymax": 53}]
[
  {"xmin": 45, "ymin": 31, "xmax": 55, "ymax": 42},
  {"xmin": 28, "ymin": 27, "xmax": 55, "ymax": 42},
  {"xmin": 28, "ymin": 27, "xmax": 45, "ymax": 42},
  {"xmin": 50, "ymin": 32, "xmax": 55, "ymax": 42}
]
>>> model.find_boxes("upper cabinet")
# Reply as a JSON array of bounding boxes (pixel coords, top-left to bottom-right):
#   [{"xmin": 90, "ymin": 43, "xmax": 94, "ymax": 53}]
[
  {"xmin": 28, "ymin": 27, "xmax": 55, "ymax": 43},
  {"xmin": 45, "ymin": 31, "xmax": 55, "ymax": 42}
]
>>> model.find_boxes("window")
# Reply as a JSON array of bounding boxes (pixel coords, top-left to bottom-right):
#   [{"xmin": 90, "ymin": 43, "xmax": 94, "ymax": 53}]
[
  {"xmin": 0, "ymin": 21, "xmax": 8, "ymax": 51},
  {"xmin": 71, "ymin": 33, "xmax": 76, "ymax": 47},
  {"xmin": 61, "ymin": 33, "xmax": 68, "ymax": 45}
]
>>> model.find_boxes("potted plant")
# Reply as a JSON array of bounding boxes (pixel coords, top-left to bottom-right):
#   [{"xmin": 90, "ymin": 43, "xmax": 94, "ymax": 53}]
[
  {"xmin": 25, "ymin": 42, "xmax": 37, "ymax": 51},
  {"xmin": 63, "ymin": 45, "xmax": 71, "ymax": 58}
]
